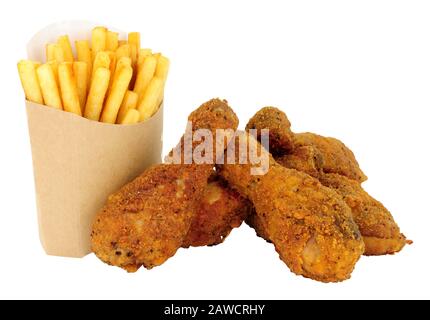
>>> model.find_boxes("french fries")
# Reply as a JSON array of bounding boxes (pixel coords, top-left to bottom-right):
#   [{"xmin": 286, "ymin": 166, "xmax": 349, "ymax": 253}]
[
  {"xmin": 18, "ymin": 26, "xmax": 167, "ymax": 124},
  {"xmin": 73, "ymin": 62, "xmax": 88, "ymax": 112},
  {"xmin": 137, "ymin": 76, "xmax": 163, "ymax": 121},
  {"xmin": 133, "ymin": 55, "xmax": 156, "ymax": 99},
  {"xmin": 152, "ymin": 52, "xmax": 161, "ymax": 61},
  {"xmin": 84, "ymin": 68, "xmax": 110, "ymax": 121},
  {"xmin": 120, "ymin": 109, "xmax": 140, "ymax": 125},
  {"xmin": 106, "ymin": 51, "xmax": 117, "ymax": 89},
  {"xmin": 57, "ymin": 35, "xmax": 74, "ymax": 62},
  {"xmin": 117, "ymin": 90, "xmax": 138, "ymax": 123},
  {"xmin": 48, "ymin": 61, "xmax": 59, "ymax": 84},
  {"xmin": 137, "ymin": 49, "xmax": 152, "ymax": 67},
  {"xmin": 128, "ymin": 32, "xmax": 141, "ymax": 51},
  {"xmin": 115, "ymin": 44, "xmax": 130, "ymax": 61},
  {"xmin": 54, "ymin": 44, "xmax": 66, "ymax": 63},
  {"xmin": 155, "ymin": 55, "xmax": 170, "ymax": 81},
  {"xmin": 100, "ymin": 65, "xmax": 133, "ymax": 123},
  {"xmin": 58, "ymin": 63, "xmax": 81, "ymax": 116},
  {"xmin": 46, "ymin": 44, "xmax": 56, "ymax": 62},
  {"xmin": 128, "ymin": 32, "xmax": 140, "ymax": 68},
  {"xmin": 76, "ymin": 40, "xmax": 92, "ymax": 83},
  {"xmin": 109, "ymin": 57, "xmax": 132, "ymax": 92},
  {"xmin": 116, "ymin": 56, "xmax": 132, "ymax": 68},
  {"xmin": 36, "ymin": 63, "xmax": 62, "ymax": 109},
  {"xmin": 92, "ymin": 51, "xmax": 110, "ymax": 83},
  {"xmin": 91, "ymin": 27, "xmax": 107, "ymax": 60},
  {"xmin": 17, "ymin": 60, "xmax": 44, "ymax": 104},
  {"xmin": 106, "ymin": 31, "xmax": 119, "ymax": 51},
  {"xmin": 155, "ymin": 55, "xmax": 170, "ymax": 106}
]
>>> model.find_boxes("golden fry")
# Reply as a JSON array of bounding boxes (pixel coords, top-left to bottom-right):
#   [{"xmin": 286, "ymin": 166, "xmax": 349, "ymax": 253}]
[
  {"xmin": 84, "ymin": 68, "xmax": 110, "ymax": 121},
  {"xmin": 46, "ymin": 44, "xmax": 56, "ymax": 62},
  {"xmin": 17, "ymin": 60, "xmax": 44, "ymax": 104},
  {"xmin": 156, "ymin": 79, "xmax": 166, "ymax": 107},
  {"xmin": 117, "ymin": 90, "xmax": 138, "ymax": 123},
  {"xmin": 106, "ymin": 31, "xmax": 119, "ymax": 51},
  {"xmin": 92, "ymin": 51, "xmax": 110, "ymax": 83},
  {"xmin": 76, "ymin": 40, "xmax": 92, "ymax": 83},
  {"xmin": 91, "ymin": 27, "xmax": 107, "ymax": 60},
  {"xmin": 128, "ymin": 32, "xmax": 140, "ymax": 50},
  {"xmin": 109, "ymin": 57, "xmax": 131, "ymax": 94},
  {"xmin": 105, "ymin": 51, "xmax": 117, "ymax": 89},
  {"xmin": 57, "ymin": 35, "xmax": 74, "ymax": 62},
  {"xmin": 118, "ymin": 40, "xmax": 127, "ymax": 46},
  {"xmin": 137, "ymin": 76, "xmax": 163, "ymax": 121},
  {"xmin": 133, "ymin": 55, "xmax": 156, "ymax": 98},
  {"xmin": 129, "ymin": 50, "xmax": 138, "ymax": 87},
  {"xmin": 54, "ymin": 44, "xmax": 66, "ymax": 63},
  {"xmin": 48, "ymin": 60, "xmax": 61, "ymax": 100},
  {"xmin": 115, "ymin": 44, "xmax": 130, "ymax": 61},
  {"xmin": 155, "ymin": 55, "xmax": 170, "ymax": 105},
  {"xmin": 100, "ymin": 65, "xmax": 133, "ymax": 123},
  {"xmin": 116, "ymin": 56, "xmax": 132, "ymax": 68},
  {"xmin": 36, "ymin": 63, "xmax": 62, "ymax": 109},
  {"xmin": 73, "ymin": 61, "xmax": 88, "ymax": 112},
  {"xmin": 137, "ymin": 49, "xmax": 152, "ymax": 67},
  {"xmin": 154, "ymin": 55, "xmax": 169, "ymax": 107},
  {"xmin": 48, "ymin": 61, "xmax": 59, "ymax": 84},
  {"xmin": 58, "ymin": 62, "xmax": 81, "ymax": 116},
  {"xmin": 155, "ymin": 55, "xmax": 170, "ymax": 81},
  {"xmin": 128, "ymin": 32, "xmax": 140, "ymax": 67},
  {"xmin": 119, "ymin": 108, "xmax": 140, "ymax": 125}
]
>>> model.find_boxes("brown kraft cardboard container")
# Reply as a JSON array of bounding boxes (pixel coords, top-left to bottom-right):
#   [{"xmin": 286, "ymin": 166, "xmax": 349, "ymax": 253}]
[{"xmin": 25, "ymin": 21, "xmax": 164, "ymax": 257}]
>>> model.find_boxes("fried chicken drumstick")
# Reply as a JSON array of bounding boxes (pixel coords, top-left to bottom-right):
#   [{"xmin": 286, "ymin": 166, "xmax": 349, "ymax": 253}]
[
  {"xmin": 246, "ymin": 107, "xmax": 408, "ymax": 255},
  {"xmin": 91, "ymin": 99, "xmax": 239, "ymax": 271},
  {"xmin": 219, "ymin": 131, "xmax": 364, "ymax": 282},
  {"xmin": 182, "ymin": 174, "xmax": 251, "ymax": 248},
  {"xmin": 246, "ymin": 107, "xmax": 367, "ymax": 182}
]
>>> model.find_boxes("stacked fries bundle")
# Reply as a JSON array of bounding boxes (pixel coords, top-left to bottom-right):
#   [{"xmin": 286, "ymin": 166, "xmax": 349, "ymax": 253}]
[{"xmin": 18, "ymin": 27, "xmax": 169, "ymax": 124}]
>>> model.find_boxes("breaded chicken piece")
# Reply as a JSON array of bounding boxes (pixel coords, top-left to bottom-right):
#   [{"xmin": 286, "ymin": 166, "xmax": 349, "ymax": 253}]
[
  {"xmin": 91, "ymin": 164, "xmax": 211, "ymax": 272},
  {"xmin": 245, "ymin": 107, "xmax": 367, "ymax": 182},
  {"xmin": 278, "ymin": 151, "xmax": 408, "ymax": 254},
  {"xmin": 276, "ymin": 146, "xmax": 323, "ymax": 179},
  {"xmin": 182, "ymin": 175, "xmax": 251, "ymax": 248},
  {"xmin": 250, "ymin": 107, "xmax": 408, "ymax": 255},
  {"xmin": 245, "ymin": 106, "xmax": 295, "ymax": 155},
  {"xmin": 277, "ymin": 151, "xmax": 408, "ymax": 254},
  {"xmin": 246, "ymin": 210, "xmax": 270, "ymax": 242},
  {"xmin": 91, "ymin": 99, "xmax": 239, "ymax": 272},
  {"xmin": 219, "ymin": 132, "xmax": 364, "ymax": 283},
  {"xmin": 318, "ymin": 173, "xmax": 408, "ymax": 255},
  {"xmin": 294, "ymin": 133, "xmax": 368, "ymax": 183}
]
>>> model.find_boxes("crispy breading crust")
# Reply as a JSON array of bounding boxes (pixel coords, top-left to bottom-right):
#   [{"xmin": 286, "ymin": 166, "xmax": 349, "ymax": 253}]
[
  {"xmin": 277, "ymin": 147, "xmax": 407, "ymax": 255},
  {"xmin": 219, "ymin": 132, "xmax": 364, "ymax": 283},
  {"xmin": 246, "ymin": 107, "xmax": 367, "ymax": 182},
  {"xmin": 91, "ymin": 99, "xmax": 239, "ymax": 271},
  {"xmin": 276, "ymin": 146, "xmax": 323, "ymax": 179},
  {"xmin": 294, "ymin": 132, "xmax": 368, "ymax": 183},
  {"xmin": 91, "ymin": 164, "xmax": 211, "ymax": 271},
  {"xmin": 247, "ymin": 106, "xmax": 408, "ymax": 256},
  {"xmin": 245, "ymin": 106, "xmax": 295, "ymax": 155},
  {"xmin": 182, "ymin": 175, "xmax": 251, "ymax": 248},
  {"xmin": 318, "ymin": 173, "xmax": 407, "ymax": 255}
]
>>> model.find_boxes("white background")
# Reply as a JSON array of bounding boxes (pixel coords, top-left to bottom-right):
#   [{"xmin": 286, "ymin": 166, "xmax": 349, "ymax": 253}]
[{"xmin": 0, "ymin": 0, "xmax": 429, "ymax": 300}]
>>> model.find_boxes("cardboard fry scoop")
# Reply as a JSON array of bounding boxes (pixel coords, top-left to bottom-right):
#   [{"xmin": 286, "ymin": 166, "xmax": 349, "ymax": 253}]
[{"xmin": 25, "ymin": 21, "xmax": 163, "ymax": 257}]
